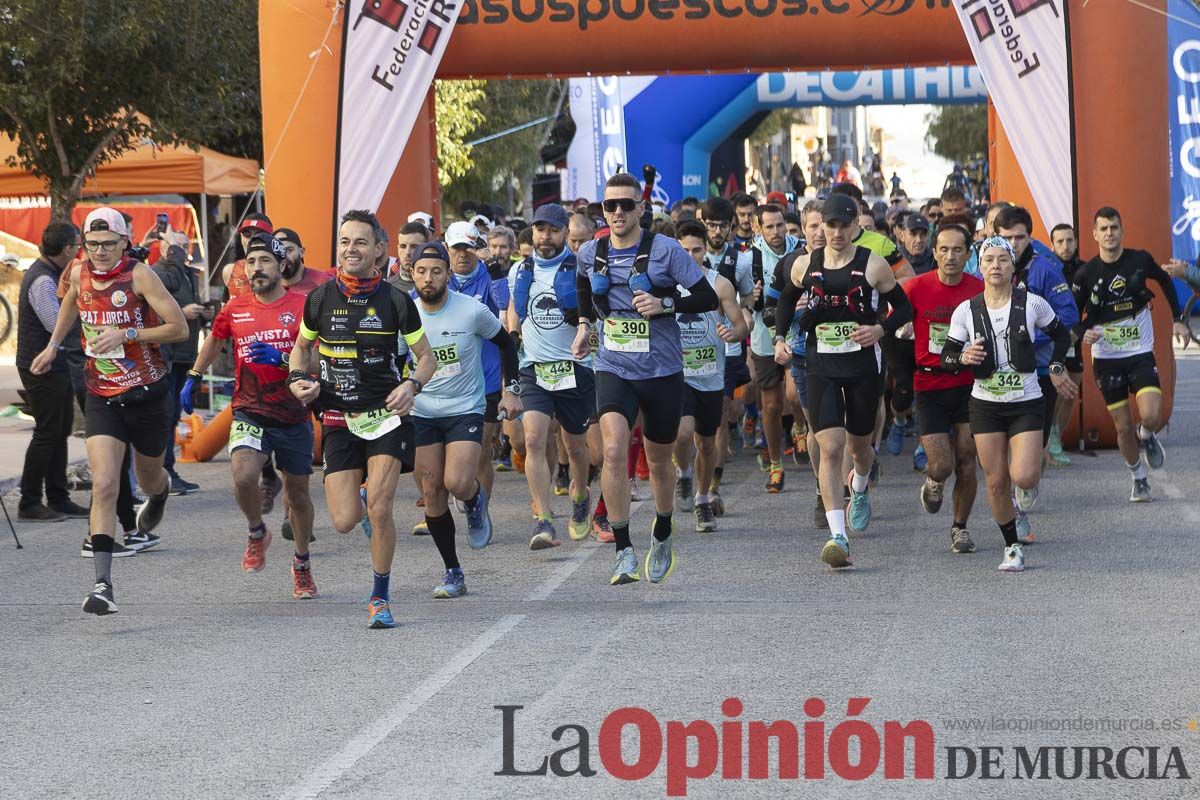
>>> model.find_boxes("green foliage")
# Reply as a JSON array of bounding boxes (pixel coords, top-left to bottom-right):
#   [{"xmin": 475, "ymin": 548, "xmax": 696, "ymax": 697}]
[
  {"xmin": 0, "ymin": 0, "xmax": 261, "ymax": 219},
  {"xmin": 924, "ymin": 104, "xmax": 988, "ymax": 165},
  {"xmin": 435, "ymin": 80, "xmax": 486, "ymax": 187}
]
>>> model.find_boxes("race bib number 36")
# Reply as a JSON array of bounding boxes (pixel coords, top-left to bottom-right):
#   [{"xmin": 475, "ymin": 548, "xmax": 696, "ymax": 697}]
[
  {"xmin": 603, "ymin": 317, "xmax": 650, "ymax": 353},
  {"xmin": 534, "ymin": 360, "xmax": 576, "ymax": 391},
  {"xmin": 980, "ymin": 370, "xmax": 1024, "ymax": 402},
  {"xmin": 431, "ymin": 343, "xmax": 462, "ymax": 378},
  {"xmin": 814, "ymin": 322, "xmax": 861, "ymax": 354},
  {"xmin": 927, "ymin": 323, "xmax": 950, "ymax": 355},
  {"xmin": 683, "ymin": 345, "xmax": 718, "ymax": 376},
  {"xmin": 228, "ymin": 419, "xmax": 264, "ymax": 452},
  {"xmin": 346, "ymin": 407, "xmax": 402, "ymax": 440}
]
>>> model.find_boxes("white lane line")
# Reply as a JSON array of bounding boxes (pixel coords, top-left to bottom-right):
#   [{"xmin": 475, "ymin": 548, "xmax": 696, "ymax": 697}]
[{"xmin": 280, "ymin": 614, "xmax": 525, "ymax": 800}]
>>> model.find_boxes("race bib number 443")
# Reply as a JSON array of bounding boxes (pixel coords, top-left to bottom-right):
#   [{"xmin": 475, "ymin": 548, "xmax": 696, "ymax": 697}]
[
  {"xmin": 603, "ymin": 317, "xmax": 650, "ymax": 353},
  {"xmin": 534, "ymin": 360, "xmax": 576, "ymax": 391}
]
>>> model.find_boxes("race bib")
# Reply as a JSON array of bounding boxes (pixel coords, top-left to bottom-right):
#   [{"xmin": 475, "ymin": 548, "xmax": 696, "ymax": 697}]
[
  {"xmin": 603, "ymin": 317, "xmax": 650, "ymax": 353},
  {"xmin": 346, "ymin": 407, "xmax": 402, "ymax": 440},
  {"xmin": 814, "ymin": 322, "xmax": 861, "ymax": 354},
  {"xmin": 683, "ymin": 345, "xmax": 719, "ymax": 376},
  {"xmin": 1102, "ymin": 321, "xmax": 1141, "ymax": 352},
  {"xmin": 980, "ymin": 370, "xmax": 1024, "ymax": 402},
  {"xmin": 82, "ymin": 324, "xmax": 126, "ymax": 360},
  {"xmin": 431, "ymin": 343, "xmax": 462, "ymax": 378},
  {"xmin": 228, "ymin": 419, "xmax": 264, "ymax": 452},
  {"xmin": 534, "ymin": 360, "xmax": 576, "ymax": 391},
  {"xmin": 927, "ymin": 322, "xmax": 950, "ymax": 355}
]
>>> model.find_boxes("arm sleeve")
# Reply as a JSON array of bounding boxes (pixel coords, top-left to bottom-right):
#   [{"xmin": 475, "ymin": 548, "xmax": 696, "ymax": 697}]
[
  {"xmin": 674, "ymin": 275, "xmax": 718, "ymax": 314},
  {"xmin": 28, "ymin": 275, "xmax": 60, "ymax": 333},
  {"xmin": 667, "ymin": 239, "xmax": 707, "ymax": 292},
  {"xmin": 762, "ymin": 256, "xmax": 791, "ymax": 329},
  {"xmin": 1070, "ymin": 262, "xmax": 1094, "ymax": 336},
  {"xmin": 1038, "ymin": 262, "xmax": 1079, "ymax": 331},
  {"xmin": 774, "ymin": 277, "xmax": 803, "ymax": 339},
  {"xmin": 576, "ymin": 273, "xmax": 594, "ymax": 321},
  {"xmin": 1145, "ymin": 254, "xmax": 1184, "ymax": 318},
  {"xmin": 487, "ymin": 327, "xmax": 520, "ymax": 386},
  {"xmin": 879, "ymin": 283, "xmax": 913, "ymax": 336},
  {"xmin": 940, "ymin": 303, "xmax": 972, "ymax": 371}
]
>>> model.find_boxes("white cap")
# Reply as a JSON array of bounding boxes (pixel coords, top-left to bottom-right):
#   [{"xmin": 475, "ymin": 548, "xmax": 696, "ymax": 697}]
[
  {"xmin": 468, "ymin": 213, "xmax": 493, "ymax": 231},
  {"xmin": 407, "ymin": 211, "xmax": 434, "ymax": 228},
  {"xmin": 445, "ymin": 221, "xmax": 479, "ymax": 249},
  {"xmin": 83, "ymin": 207, "xmax": 129, "ymax": 237}
]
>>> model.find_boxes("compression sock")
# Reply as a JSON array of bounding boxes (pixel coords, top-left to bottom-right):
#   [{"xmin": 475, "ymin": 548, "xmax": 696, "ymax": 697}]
[
  {"xmin": 825, "ymin": 510, "xmax": 847, "ymax": 537},
  {"xmin": 999, "ymin": 518, "xmax": 1019, "ymax": 547},
  {"xmin": 653, "ymin": 513, "xmax": 673, "ymax": 541},
  {"xmin": 92, "ymin": 534, "xmax": 114, "ymax": 584},
  {"xmin": 249, "ymin": 521, "xmax": 266, "ymax": 540},
  {"xmin": 371, "ymin": 571, "xmax": 390, "ymax": 602},
  {"xmin": 612, "ymin": 521, "xmax": 631, "ymax": 551},
  {"xmin": 426, "ymin": 511, "xmax": 459, "ymax": 571}
]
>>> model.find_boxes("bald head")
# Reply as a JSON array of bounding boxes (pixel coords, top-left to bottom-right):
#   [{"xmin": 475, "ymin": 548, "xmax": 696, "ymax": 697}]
[{"xmin": 567, "ymin": 213, "xmax": 595, "ymax": 254}]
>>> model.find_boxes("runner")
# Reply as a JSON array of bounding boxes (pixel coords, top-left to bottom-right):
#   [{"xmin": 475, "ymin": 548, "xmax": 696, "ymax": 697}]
[
  {"xmin": 287, "ymin": 210, "xmax": 436, "ymax": 629},
  {"xmin": 672, "ymin": 220, "xmax": 749, "ymax": 530},
  {"xmin": 275, "ymin": 228, "xmax": 333, "ymax": 295},
  {"xmin": 574, "ymin": 172, "xmax": 718, "ymax": 585},
  {"xmin": 940, "ymin": 237, "xmax": 1076, "ymax": 572},
  {"xmin": 30, "ymin": 207, "xmax": 188, "ymax": 614},
  {"xmin": 181, "ymin": 234, "xmax": 318, "ymax": 598},
  {"xmin": 1048, "ymin": 222, "xmax": 1085, "ymax": 466},
  {"xmin": 411, "ymin": 242, "xmax": 521, "ymax": 597},
  {"xmin": 507, "ymin": 204, "xmax": 597, "ymax": 549},
  {"xmin": 772, "ymin": 194, "xmax": 913, "ymax": 568},
  {"xmin": 904, "ymin": 223, "xmax": 983, "ymax": 553},
  {"xmin": 221, "ymin": 213, "xmax": 274, "ymax": 299},
  {"xmin": 1072, "ymin": 207, "xmax": 1190, "ymax": 501}
]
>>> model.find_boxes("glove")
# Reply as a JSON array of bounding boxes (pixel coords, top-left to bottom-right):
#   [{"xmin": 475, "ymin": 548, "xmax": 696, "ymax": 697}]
[
  {"xmin": 180, "ymin": 375, "xmax": 198, "ymax": 415},
  {"xmin": 246, "ymin": 340, "xmax": 285, "ymax": 367},
  {"xmin": 642, "ymin": 164, "xmax": 657, "ymax": 187}
]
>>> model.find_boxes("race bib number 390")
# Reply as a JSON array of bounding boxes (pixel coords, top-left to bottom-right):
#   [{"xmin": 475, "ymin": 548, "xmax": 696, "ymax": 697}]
[
  {"xmin": 603, "ymin": 317, "xmax": 650, "ymax": 353},
  {"xmin": 814, "ymin": 322, "xmax": 861, "ymax": 354}
]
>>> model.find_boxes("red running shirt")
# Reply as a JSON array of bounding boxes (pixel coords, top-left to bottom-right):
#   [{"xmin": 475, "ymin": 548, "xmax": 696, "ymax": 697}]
[
  {"xmin": 76, "ymin": 259, "xmax": 168, "ymax": 397},
  {"xmin": 226, "ymin": 259, "xmax": 251, "ymax": 298},
  {"xmin": 211, "ymin": 289, "xmax": 309, "ymax": 425},
  {"xmin": 285, "ymin": 266, "xmax": 333, "ymax": 297},
  {"xmin": 903, "ymin": 270, "xmax": 984, "ymax": 392}
]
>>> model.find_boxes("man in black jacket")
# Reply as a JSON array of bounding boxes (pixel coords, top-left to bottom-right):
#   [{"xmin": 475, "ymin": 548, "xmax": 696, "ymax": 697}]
[
  {"xmin": 16, "ymin": 222, "xmax": 90, "ymax": 521},
  {"xmin": 152, "ymin": 226, "xmax": 210, "ymax": 494}
]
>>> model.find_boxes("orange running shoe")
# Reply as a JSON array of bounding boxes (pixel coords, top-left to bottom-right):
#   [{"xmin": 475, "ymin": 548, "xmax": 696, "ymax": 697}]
[
  {"xmin": 513, "ymin": 449, "xmax": 526, "ymax": 474},
  {"xmin": 291, "ymin": 563, "xmax": 318, "ymax": 599},
  {"xmin": 592, "ymin": 513, "xmax": 615, "ymax": 543},
  {"xmin": 242, "ymin": 528, "xmax": 272, "ymax": 573}
]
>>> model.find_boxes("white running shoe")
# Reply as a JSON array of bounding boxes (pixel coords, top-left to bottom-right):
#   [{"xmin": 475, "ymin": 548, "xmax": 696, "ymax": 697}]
[{"xmin": 998, "ymin": 543, "xmax": 1025, "ymax": 573}]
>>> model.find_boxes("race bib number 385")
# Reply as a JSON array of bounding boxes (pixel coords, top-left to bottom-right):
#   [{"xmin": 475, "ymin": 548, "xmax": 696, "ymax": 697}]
[
  {"xmin": 431, "ymin": 343, "xmax": 462, "ymax": 378},
  {"xmin": 603, "ymin": 317, "xmax": 650, "ymax": 353}
]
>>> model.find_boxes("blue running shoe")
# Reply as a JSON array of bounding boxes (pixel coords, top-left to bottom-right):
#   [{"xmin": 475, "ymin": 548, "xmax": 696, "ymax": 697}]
[
  {"xmin": 465, "ymin": 486, "xmax": 492, "ymax": 549},
  {"xmin": 1015, "ymin": 510, "xmax": 1035, "ymax": 544},
  {"xmin": 846, "ymin": 470, "xmax": 871, "ymax": 532},
  {"xmin": 821, "ymin": 534, "xmax": 852, "ymax": 568},
  {"xmin": 367, "ymin": 597, "xmax": 395, "ymax": 628},
  {"xmin": 433, "ymin": 568, "xmax": 467, "ymax": 599},
  {"xmin": 360, "ymin": 486, "xmax": 372, "ymax": 540},
  {"xmin": 886, "ymin": 421, "xmax": 905, "ymax": 455},
  {"xmin": 645, "ymin": 525, "xmax": 677, "ymax": 584},
  {"xmin": 912, "ymin": 444, "xmax": 928, "ymax": 473}
]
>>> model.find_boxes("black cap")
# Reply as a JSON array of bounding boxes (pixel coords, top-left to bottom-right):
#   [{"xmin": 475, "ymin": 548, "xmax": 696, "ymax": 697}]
[
  {"xmin": 244, "ymin": 233, "xmax": 287, "ymax": 262},
  {"xmin": 414, "ymin": 241, "xmax": 450, "ymax": 264},
  {"xmin": 275, "ymin": 227, "xmax": 303, "ymax": 247},
  {"xmin": 821, "ymin": 194, "xmax": 858, "ymax": 225},
  {"xmin": 905, "ymin": 215, "xmax": 930, "ymax": 233}
]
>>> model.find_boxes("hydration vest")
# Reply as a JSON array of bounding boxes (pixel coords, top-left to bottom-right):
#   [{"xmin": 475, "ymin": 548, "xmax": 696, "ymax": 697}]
[
  {"xmin": 590, "ymin": 230, "xmax": 669, "ymax": 316},
  {"xmin": 969, "ymin": 287, "xmax": 1036, "ymax": 378},
  {"xmin": 799, "ymin": 246, "xmax": 876, "ymax": 333},
  {"xmin": 513, "ymin": 250, "xmax": 578, "ymax": 325}
]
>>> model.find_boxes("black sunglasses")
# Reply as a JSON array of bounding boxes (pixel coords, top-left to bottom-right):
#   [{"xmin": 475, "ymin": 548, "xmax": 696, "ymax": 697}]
[{"xmin": 602, "ymin": 198, "xmax": 638, "ymax": 213}]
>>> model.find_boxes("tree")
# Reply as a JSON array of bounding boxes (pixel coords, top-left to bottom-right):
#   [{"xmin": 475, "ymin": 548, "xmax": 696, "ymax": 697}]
[
  {"xmin": 924, "ymin": 104, "xmax": 988, "ymax": 165},
  {"xmin": 0, "ymin": 1, "xmax": 261, "ymax": 221},
  {"xmin": 434, "ymin": 80, "xmax": 486, "ymax": 187}
]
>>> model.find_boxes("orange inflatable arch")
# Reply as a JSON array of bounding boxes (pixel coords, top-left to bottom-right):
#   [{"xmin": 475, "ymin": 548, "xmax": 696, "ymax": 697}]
[{"xmin": 258, "ymin": 0, "xmax": 1174, "ymax": 446}]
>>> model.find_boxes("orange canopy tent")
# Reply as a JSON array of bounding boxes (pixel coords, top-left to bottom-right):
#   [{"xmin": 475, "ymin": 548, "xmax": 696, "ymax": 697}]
[{"xmin": 0, "ymin": 135, "xmax": 260, "ymax": 197}]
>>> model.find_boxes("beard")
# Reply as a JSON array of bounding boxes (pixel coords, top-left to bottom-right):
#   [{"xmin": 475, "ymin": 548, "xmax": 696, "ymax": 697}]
[
  {"xmin": 418, "ymin": 284, "xmax": 447, "ymax": 304},
  {"xmin": 282, "ymin": 257, "xmax": 301, "ymax": 279},
  {"xmin": 251, "ymin": 273, "xmax": 280, "ymax": 295}
]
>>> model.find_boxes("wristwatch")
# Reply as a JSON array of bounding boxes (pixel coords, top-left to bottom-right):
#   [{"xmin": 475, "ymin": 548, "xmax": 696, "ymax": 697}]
[
  {"xmin": 773, "ymin": 335, "xmax": 787, "ymax": 344},
  {"xmin": 506, "ymin": 381, "xmax": 522, "ymax": 397},
  {"xmin": 1049, "ymin": 362, "xmax": 1066, "ymax": 376},
  {"xmin": 124, "ymin": 327, "xmax": 139, "ymax": 341},
  {"xmin": 661, "ymin": 296, "xmax": 675, "ymax": 314},
  {"xmin": 403, "ymin": 377, "xmax": 423, "ymax": 395}
]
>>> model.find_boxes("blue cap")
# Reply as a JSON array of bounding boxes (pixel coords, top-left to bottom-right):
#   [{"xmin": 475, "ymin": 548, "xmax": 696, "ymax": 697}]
[
  {"xmin": 414, "ymin": 241, "xmax": 450, "ymax": 264},
  {"xmin": 532, "ymin": 204, "xmax": 570, "ymax": 229}
]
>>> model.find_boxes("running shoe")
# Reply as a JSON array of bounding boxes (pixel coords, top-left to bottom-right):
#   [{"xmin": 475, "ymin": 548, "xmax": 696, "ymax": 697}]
[
  {"xmin": 123, "ymin": 530, "xmax": 160, "ymax": 551},
  {"xmin": 465, "ymin": 486, "xmax": 493, "ymax": 549},
  {"xmin": 82, "ymin": 581, "xmax": 118, "ymax": 615},
  {"xmin": 694, "ymin": 502, "xmax": 716, "ymax": 532},
  {"xmin": 629, "ymin": 478, "xmax": 648, "ymax": 502},
  {"xmin": 495, "ymin": 453, "xmax": 513, "ymax": 472},
  {"xmin": 1014, "ymin": 484, "xmax": 1038, "ymax": 512},
  {"xmin": 367, "ymin": 598, "xmax": 396, "ymax": 628},
  {"xmin": 920, "ymin": 477, "xmax": 944, "ymax": 514},
  {"xmin": 792, "ymin": 433, "xmax": 809, "ymax": 465},
  {"xmin": 846, "ymin": 470, "xmax": 871, "ymax": 532},
  {"xmin": 591, "ymin": 513, "xmax": 615, "ymax": 543},
  {"xmin": 529, "ymin": 518, "xmax": 561, "ymax": 550},
  {"xmin": 998, "ymin": 543, "xmax": 1025, "ymax": 572},
  {"xmin": 260, "ymin": 473, "xmax": 282, "ymax": 515},
  {"xmin": 766, "ymin": 467, "xmax": 784, "ymax": 494},
  {"xmin": 80, "ymin": 538, "xmax": 137, "ymax": 558},
  {"xmin": 756, "ymin": 450, "xmax": 769, "ymax": 471},
  {"xmin": 135, "ymin": 488, "xmax": 169, "ymax": 534},
  {"xmin": 885, "ymin": 421, "xmax": 905, "ymax": 455},
  {"xmin": 813, "ymin": 495, "xmax": 828, "ymax": 529},
  {"xmin": 360, "ymin": 486, "xmax": 372, "ymax": 540},
  {"xmin": 568, "ymin": 490, "xmax": 591, "ymax": 541},
  {"xmin": 279, "ymin": 517, "xmax": 312, "ymax": 542},
  {"xmin": 710, "ymin": 491, "xmax": 725, "ymax": 517},
  {"xmin": 675, "ymin": 476, "xmax": 695, "ymax": 512},
  {"xmin": 912, "ymin": 445, "xmax": 927, "ymax": 473},
  {"xmin": 644, "ymin": 528, "xmax": 677, "ymax": 584},
  {"xmin": 242, "ymin": 529, "xmax": 272, "ymax": 573},
  {"xmin": 175, "ymin": 473, "xmax": 200, "ymax": 493},
  {"xmin": 821, "ymin": 534, "xmax": 851, "ymax": 568},
  {"xmin": 868, "ymin": 458, "xmax": 882, "ymax": 486},
  {"xmin": 1048, "ymin": 426, "xmax": 1071, "ymax": 466},
  {"xmin": 167, "ymin": 473, "xmax": 192, "ymax": 496},
  {"xmin": 741, "ymin": 414, "xmax": 756, "ymax": 446},
  {"xmin": 412, "ymin": 519, "xmax": 430, "ymax": 535},
  {"xmin": 950, "ymin": 528, "xmax": 975, "ymax": 554},
  {"xmin": 291, "ymin": 564, "xmax": 318, "ymax": 599},
  {"xmin": 1015, "ymin": 511, "xmax": 1034, "ymax": 544},
  {"xmin": 1130, "ymin": 477, "xmax": 1152, "ymax": 503},
  {"xmin": 554, "ymin": 463, "xmax": 570, "ymax": 496},
  {"xmin": 610, "ymin": 546, "xmax": 640, "ymax": 585},
  {"xmin": 433, "ymin": 567, "xmax": 467, "ymax": 599},
  {"xmin": 1142, "ymin": 432, "xmax": 1166, "ymax": 470}
]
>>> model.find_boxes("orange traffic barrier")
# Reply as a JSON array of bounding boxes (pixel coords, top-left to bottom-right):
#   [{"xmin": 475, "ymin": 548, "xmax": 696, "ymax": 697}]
[
  {"xmin": 188, "ymin": 405, "xmax": 235, "ymax": 463},
  {"xmin": 175, "ymin": 413, "xmax": 204, "ymax": 463}
]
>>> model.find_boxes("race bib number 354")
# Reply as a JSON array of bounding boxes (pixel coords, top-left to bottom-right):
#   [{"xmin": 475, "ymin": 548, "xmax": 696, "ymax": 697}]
[{"xmin": 603, "ymin": 317, "xmax": 650, "ymax": 353}]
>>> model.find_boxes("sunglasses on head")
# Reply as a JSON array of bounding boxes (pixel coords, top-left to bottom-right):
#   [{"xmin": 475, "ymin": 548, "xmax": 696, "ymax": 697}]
[{"xmin": 602, "ymin": 198, "xmax": 638, "ymax": 213}]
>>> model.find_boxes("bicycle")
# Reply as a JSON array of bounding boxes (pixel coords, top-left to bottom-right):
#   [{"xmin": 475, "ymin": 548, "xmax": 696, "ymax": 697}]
[{"xmin": 0, "ymin": 260, "xmax": 17, "ymax": 346}]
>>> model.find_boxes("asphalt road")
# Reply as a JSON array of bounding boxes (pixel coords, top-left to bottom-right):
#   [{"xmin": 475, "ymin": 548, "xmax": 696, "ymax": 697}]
[{"xmin": 2, "ymin": 360, "xmax": 1199, "ymax": 799}]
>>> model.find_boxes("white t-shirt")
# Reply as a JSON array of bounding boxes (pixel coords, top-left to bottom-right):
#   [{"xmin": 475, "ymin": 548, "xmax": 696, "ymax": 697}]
[
  {"xmin": 948, "ymin": 293, "xmax": 1056, "ymax": 404},
  {"xmin": 1090, "ymin": 307, "xmax": 1154, "ymax": 360}
]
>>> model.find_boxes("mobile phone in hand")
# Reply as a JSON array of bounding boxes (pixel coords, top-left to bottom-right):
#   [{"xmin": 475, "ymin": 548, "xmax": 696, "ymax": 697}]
[{"xmin": 156, "ymin": 213, "xmax": 169, "ymax": 236}]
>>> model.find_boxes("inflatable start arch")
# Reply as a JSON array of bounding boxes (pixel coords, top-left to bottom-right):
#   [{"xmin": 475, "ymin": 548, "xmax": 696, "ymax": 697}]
[{"xmin": 258, "ymin": 0, "xmax": 1174, "ymax": 445}]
